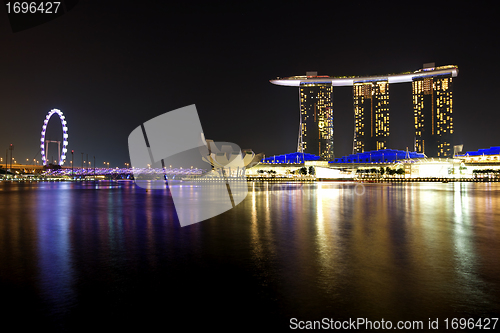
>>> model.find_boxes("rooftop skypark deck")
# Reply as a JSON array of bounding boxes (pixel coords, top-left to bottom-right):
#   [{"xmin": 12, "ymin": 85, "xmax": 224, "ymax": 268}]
[{"xmin": 270, "ymin": 65, "xmax": 459, "ymax": 87}]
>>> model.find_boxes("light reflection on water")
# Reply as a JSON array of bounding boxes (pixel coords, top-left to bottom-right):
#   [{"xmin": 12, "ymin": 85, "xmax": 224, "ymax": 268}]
[
  {"xmin": 0, "ymin": 181, "xmax": 498, "ymax": 330},
  {"xmin": 36, "ymin": 183, "xmax": 75, "ymax": 317}
]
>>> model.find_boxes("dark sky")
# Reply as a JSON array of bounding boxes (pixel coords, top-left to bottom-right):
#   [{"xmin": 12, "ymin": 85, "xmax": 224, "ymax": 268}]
[{"xmin": 1, "ymin": 1, "xmax": 499, "ymax": 167}]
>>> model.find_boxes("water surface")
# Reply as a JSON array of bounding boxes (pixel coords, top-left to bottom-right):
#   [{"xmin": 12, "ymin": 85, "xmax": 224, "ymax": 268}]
[{"xmin": 0, "ymin": 181, "xmax": 498, "ymax": 331}]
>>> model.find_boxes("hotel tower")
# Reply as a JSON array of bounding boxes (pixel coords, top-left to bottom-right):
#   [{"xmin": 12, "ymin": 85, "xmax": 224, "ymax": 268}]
[
  {"xmin": 353, "ymin": 80, "xmax": 390, "ymax": 153},
  {"xmin": 412, "ymin": 63, "xmax": 455, "ymax": 157},
  {"xmin": 298, "ymin": 72, "xmax": 334, "ymax": 160}
]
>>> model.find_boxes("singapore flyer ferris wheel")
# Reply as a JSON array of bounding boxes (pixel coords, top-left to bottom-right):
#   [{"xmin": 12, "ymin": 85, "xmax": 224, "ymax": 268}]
[{"xmin": 40, "ymin": 109, "xmax": 68, "ymax": 166}]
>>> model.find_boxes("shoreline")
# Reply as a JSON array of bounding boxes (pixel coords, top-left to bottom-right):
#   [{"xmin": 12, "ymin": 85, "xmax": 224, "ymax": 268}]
[{"xmin": 1, "ymin": 177, "xmax": 499, "ymax": 183}]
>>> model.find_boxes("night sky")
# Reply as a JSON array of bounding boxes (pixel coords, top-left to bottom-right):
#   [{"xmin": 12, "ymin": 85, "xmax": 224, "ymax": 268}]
[{"xmin": 1, "ymin": 1, "xmax": 499, "ymax": 167}]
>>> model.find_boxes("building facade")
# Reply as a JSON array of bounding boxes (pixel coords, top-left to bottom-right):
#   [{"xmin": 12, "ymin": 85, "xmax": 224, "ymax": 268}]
[
  {"xmin": 353, "ymin": 80, "xmax": 390, "ymax": 153},
  {"xmin": 271, "ymin": 64, "xmax": 458, "ymax": 160},
  {"xmin": 299, "ymin": 80, "xmax": 334, "ymax": 160},
  {"xmin": 412, "ymin": 65, "xmax": 454, "ymax": 157}
]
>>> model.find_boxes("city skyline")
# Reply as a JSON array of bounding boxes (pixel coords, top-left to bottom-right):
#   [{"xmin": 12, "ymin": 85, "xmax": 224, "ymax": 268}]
[
  {"xmin": 0, "ymin": 2, "xmax": 498, "ymax": 166},
  {"xmin": 1, "ymin": 2, "xmax": 499, "ymax": 330}
]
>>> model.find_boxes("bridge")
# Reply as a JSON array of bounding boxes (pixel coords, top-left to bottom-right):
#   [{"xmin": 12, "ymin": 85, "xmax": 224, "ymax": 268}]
[
  {"xmin": 41, "ymin": 166, "xmax": 205, "ymax": 179},
  {"xmin": 1, "ymin": 164, "xmax": 207, "ymax": 179}
]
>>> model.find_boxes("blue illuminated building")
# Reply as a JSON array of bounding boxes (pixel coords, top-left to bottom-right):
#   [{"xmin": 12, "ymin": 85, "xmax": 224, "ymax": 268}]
[
  {"xmin": 458, "ymin": 146, "xmax": 500, "ymax": 157},
  {"xmin": 332, "ymin": 149, "xmax": 425, "ymax": 163},
  {"xmin": 261, "ymin": 152, "xmax": 320, "ymax": 164}
]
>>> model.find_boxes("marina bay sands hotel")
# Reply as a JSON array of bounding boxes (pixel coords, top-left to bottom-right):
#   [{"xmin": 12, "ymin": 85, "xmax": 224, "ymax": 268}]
[{"xmin": 270, "ymin": 63, "xmax": 458, "ymax": 160}]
